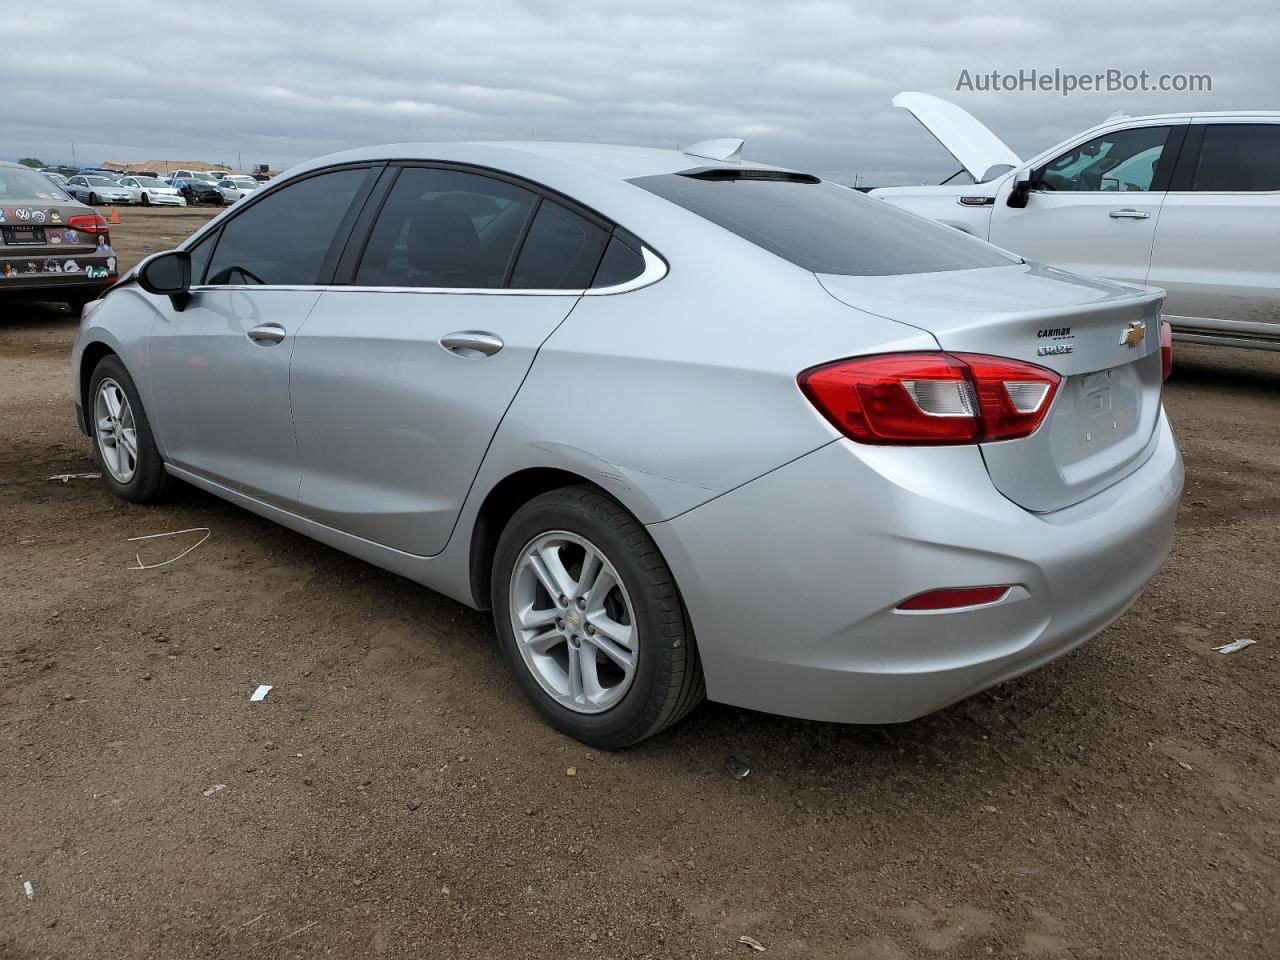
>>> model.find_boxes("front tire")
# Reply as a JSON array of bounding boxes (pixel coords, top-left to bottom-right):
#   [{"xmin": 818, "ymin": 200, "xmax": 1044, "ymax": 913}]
[
  {"xmin": 88, "ymin": 192, "xmax": 99, "ymax": 206},
  {"xmin": 88, "ymin": 355, "xmax": 169, "ymax": 503},
  {"xmin": 141, "ymin": 193, "xmax": 151, "ymax": 206},
  {"xmin": 491, "ymin": 486, "xmax": 704, "ymax": 748}
]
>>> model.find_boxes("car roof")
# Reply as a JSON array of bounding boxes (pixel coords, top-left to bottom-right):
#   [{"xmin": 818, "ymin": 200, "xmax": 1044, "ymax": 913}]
[{"xmin": 288, "ymin": 140, "xmax": 795, "ymax": 187}]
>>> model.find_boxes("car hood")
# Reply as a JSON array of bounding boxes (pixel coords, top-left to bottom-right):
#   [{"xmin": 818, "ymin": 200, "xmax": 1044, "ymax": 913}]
[{"xmin": 892, "ymin": 91, "xmax": 1021, "ymax": 183}]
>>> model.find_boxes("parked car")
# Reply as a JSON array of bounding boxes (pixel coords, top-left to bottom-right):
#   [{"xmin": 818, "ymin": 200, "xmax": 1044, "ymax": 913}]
[
  {"xmin": 215, "ymin": 176, "xmax": 259, "ymax": 203},
  {"xmin": 119, "ymin": 175, "xmax": 187, "ymax": 207},
  {"xmin": 43, "ymin": 172, "xmax": 71, "ymax": 189},
  {"xmin": 0, "ymin": 160, "xmax": 118, "ymax": 310},
  {"xmin": 203, "ymin": 170, "xmax": 234, "ymax": 182},
  {"xmin": 171, "ymin": 177, "xmax": 224, "ymax": 206},
  {"xmin": 71, "ymin": 140, "xmax": 1182, "ymax": 747},
  {"xmin": 65, "ymin": 174, "xmax": 134, "ymax": 206},
  {"xmin": 165, "ymin": 169, "xmax": 209, "ymax": 183},
  {"xmin": 871, "ymin": 92, "xmax": 1280, "ymax": 351}
]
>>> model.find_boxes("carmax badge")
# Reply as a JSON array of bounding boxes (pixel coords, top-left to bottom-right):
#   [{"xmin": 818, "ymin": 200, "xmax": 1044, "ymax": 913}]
[{"xmin": 1120, "ymin": 320, "xmax": 1147, "ymax": 348}]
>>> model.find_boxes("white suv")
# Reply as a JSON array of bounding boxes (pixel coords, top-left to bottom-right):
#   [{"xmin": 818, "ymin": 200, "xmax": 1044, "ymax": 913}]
[{"xmin": 871, "ymin": 93, "xmax": 1280, "ymax": 351}]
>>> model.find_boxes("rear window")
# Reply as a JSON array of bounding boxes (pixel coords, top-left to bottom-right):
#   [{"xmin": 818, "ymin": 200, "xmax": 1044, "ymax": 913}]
[
  {"xmin": 0, "ymin": 165, "xmax": 69, "ymax": 201},
  {"xmin": 630, "ymin": 172, "xmax": 1016, "ymax": 276}
]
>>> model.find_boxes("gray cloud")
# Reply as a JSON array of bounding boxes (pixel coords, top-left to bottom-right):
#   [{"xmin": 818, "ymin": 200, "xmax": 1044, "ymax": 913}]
[{"xmin": 5, "ymin": 0, "xmax": 1277, "ymax": 185}]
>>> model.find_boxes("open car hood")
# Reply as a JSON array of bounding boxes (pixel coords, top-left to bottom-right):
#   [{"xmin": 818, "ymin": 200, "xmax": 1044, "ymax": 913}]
[{"xmin": 892, "ymin": 91, "xmax": 1022, "ymax": 182}]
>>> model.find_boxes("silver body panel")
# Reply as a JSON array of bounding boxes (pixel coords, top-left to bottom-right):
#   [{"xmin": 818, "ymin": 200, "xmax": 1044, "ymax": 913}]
[{"xmin": 72, "ymin": 140, "xmax": 1184, "ymax": 725}]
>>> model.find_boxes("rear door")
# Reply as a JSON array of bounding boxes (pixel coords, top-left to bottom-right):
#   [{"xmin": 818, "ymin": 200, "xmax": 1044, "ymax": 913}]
[
  {"xmin": 289, "ymin": 164, "xmax": 610, "ymax": 556},
  {"xmin": 146, "ymin": 165, "xmax": 377, "ymax": 507},
  {"xmin": 990, "ymin": 122, "xmax": 1186, "ymax": 285},
  {"xmin": 1147, "ymin": 120, "xmax": 1280, "ymax": 342}
]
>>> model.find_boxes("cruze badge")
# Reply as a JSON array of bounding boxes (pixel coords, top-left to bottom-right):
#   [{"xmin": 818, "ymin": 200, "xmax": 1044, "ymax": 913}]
[
  {"xmin": 1120, "ymin": 321, "xmax": 1147, "ymax": 348},
  {"xmin": 1037, "ymin": 325, "xmax": 1074, "ymax": 357}
]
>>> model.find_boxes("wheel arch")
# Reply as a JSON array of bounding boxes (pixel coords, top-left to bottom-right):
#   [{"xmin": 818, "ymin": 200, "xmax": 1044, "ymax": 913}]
[
  {"xmin": 78, "ymin": 340, "xmax": 120, "ymax": 428},
  {"xmin": 469, "ymin": 468, "xmax": 622, "ymax": 611}
]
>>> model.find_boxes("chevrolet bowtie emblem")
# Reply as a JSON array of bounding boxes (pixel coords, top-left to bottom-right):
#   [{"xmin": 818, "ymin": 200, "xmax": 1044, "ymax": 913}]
[{"xmin": 1120, "ymin": 321, "xmax": 1147, "ymax": 348}]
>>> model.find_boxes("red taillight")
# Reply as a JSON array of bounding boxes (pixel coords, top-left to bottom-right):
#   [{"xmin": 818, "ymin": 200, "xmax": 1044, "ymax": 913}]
[
  {"xmin": 798, "ymin": 352, "xmax": 1060, "ymax": 445},
  {"xmin": 897, "ymin": 586, "xmax": 1011, "ymax": 611},
  {"xmin": 67, "ymin": 214, "xmax": 109, "ymax": 235},
  {"xmin": 1160, "ymin": 319, "xmax": 1172, "ymax": 381}
]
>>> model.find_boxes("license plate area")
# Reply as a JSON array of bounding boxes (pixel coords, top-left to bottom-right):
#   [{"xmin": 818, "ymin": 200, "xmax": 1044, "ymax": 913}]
[{"xmin": 3, "ymin": 226, "xmax": 47, "ymax": 245}]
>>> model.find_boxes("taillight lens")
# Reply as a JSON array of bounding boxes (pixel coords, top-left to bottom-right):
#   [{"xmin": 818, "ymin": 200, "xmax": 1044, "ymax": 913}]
[
  {"xmin": 67, "ymin": 214, "xmax": 109, "ymax": 235},
  {"xmin": 1160, "ymin": 319, "xmax": 1172, "ymax": 381},
  {"xmin": 798, "ymin": 352, "xmax": 1060, "ymax": 445}
]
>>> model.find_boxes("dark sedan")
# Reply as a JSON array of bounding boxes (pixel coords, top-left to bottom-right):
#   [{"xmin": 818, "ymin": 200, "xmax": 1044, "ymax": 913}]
[{"xmin": 172, "ymin": 177, "xmax": 225, "ymax": 206}]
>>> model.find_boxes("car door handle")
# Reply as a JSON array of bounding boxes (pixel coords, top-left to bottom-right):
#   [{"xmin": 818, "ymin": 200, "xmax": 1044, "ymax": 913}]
[
  {"xmin": 246, "ymin": 323, "xmax": 286, "ymax": 345},
  {"xmin": 1108, "ymin": 209, "xmax": 1150, "ymax": 219},
  {"xmin": 440, "ymin": 331, "xmax": 504, "ymax": 358}
]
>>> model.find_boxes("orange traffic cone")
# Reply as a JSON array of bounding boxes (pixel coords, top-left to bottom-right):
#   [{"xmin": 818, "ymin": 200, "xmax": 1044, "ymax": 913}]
[{"xmin": 109, "ymin": 207, "xmax": 121, "ymax": 225}]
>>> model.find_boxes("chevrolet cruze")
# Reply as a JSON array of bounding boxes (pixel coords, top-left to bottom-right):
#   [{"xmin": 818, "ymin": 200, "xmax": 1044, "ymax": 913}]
[{"xmin": 71, "ymin": 140, "xmax": 1183, "ymax": 747}]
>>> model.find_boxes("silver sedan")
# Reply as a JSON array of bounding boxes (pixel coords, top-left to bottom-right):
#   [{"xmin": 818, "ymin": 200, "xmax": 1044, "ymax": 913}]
[{"xmin": 70, "ymin": 141, "xmax": 1183, "ymax": 747}]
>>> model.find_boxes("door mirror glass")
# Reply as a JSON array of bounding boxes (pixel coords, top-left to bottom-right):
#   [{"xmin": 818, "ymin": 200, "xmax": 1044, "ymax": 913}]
[{"xmin": 138, "ymin": 250, "xmax": 191, "ymax": 297}]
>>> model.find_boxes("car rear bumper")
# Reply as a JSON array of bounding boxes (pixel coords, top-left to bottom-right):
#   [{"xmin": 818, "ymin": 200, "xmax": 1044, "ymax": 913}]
[{"xmin": 647, "ymin": 410, "xmax": 1183, "ymax": 724}]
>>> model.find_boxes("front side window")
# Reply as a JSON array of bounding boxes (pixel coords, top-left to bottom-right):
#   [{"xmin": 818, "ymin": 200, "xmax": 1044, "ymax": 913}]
[
  {"xmin": 1193, "ymin": 124, "xmax": 1280, "ymax": 191},
  {"xmin": 1038, "ymin": 126, "xmax": 1172, "ymax": 192},
  {"xmin": 205, "ymin": 168, "xmax": 369, "ymax": 286},
  {"xmin": 509, "ymin": 200, "xmax": 609, "ymax": 289},
  {"xmin": 355, "ymin": 167, "xmax": 536, "ymax": 288},
  {"xmin": 632, "ymin": 172, "xmax": 1015, "ymax": 276}
]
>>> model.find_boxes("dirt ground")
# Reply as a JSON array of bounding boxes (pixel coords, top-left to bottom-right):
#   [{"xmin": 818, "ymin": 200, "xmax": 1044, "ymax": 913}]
[{"xmin": 2, "ymin": 207, "xmax": 1277, "ymax": 959}]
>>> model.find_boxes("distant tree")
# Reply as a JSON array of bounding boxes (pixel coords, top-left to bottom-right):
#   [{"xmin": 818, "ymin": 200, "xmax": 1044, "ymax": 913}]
[{"xmin": 18, "ymin": 157, "xmax": 45, "ymax": 168}]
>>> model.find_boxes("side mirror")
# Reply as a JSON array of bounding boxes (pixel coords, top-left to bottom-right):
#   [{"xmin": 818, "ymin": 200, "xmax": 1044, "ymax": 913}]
[
  {"xmin": 1007, "ymin": 169, "xmax": 1035, "ymax": 208},
  {"xmin": 137, "ymin": 250, "xmax": 192, "ymax": 310}
]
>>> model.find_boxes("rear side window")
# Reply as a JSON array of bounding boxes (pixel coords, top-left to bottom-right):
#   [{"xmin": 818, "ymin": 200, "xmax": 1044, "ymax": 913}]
[
  {"xmin": 205, "ymin": 168, "xmax": 369, "ymax": 285},
  {"xmin": 356, "ymin": 167, "xmax": 536, "ymax": 288},
  {"xmin": 510, "ymin": 200, "xmax": 609, "ymax": 289},
  {"xmin": 1193, "ymin": 124, "xmax": 1280, "ymax": 191},
  {"xmin": 631, "ymin": 173, "xmax": 1014, "ymax": 276},
  {"xmin": 591, "ymin": 235, "xmax": 647, "ymax": 288}
]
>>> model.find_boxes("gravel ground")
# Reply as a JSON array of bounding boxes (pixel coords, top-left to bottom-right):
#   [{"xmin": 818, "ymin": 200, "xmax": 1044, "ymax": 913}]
[{"xmin": 2, "ymin": 208, "xmax": 1278, "ymax": 959}]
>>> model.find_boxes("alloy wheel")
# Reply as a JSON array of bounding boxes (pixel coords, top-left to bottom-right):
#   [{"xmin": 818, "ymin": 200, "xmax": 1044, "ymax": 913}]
[
  {"xmin": 509, "ymin": 530, "xmax": 638, "ymax": 714},
  {"xmin": 94, "ymin": 378, "xmax": 138, "ymax": 483}
]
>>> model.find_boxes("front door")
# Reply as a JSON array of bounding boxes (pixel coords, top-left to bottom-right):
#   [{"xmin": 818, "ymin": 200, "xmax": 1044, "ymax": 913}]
[
  {"xmin": 990, "ymin": 123, "xmax": 1183, "ymax": 285},
  {"xmin": 146, "ymin": 165, "xmax": 377, "ymax": 507},
  {"xmin": 289, "ymin": 165, "xmax": 612, "ymax": 556}
]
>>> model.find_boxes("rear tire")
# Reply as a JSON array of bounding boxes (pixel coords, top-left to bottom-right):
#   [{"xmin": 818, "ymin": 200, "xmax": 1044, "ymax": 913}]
[
  {"xmin": 88, "ymin": 355, "xmax": 170, "ymax": 504},
  {"xmin": 491, "ymin": 486, "xmax": 704, "ymax": 748}
]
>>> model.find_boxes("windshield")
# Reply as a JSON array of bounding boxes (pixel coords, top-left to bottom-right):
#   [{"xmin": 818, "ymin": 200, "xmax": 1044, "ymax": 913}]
[
  {"xmin": 86, "ymin": 176, "xmax": 117, "ymax": 186},
  {"xmin": 135, "ymin": 176, "xmax": 165, "ymax": 186},
  {"xmin": 631, "ymin": 172, "xmax": 1016, "ymax": 276},
  {"xmin": 0, "ymin": 165, "xmax": 71, "ymax": 200}
]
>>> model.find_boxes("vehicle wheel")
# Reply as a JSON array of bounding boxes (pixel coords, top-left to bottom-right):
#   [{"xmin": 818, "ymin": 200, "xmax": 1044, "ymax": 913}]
[
  {"xmin": 141, "ymin": 193, "xmax": 150, "ymax": 206},
  {"xmin": 88, "ymin": 192, "xmax": 99, "ymax": 206},
  {"xmin": 491, "ymin": 486, "xmax": 704, "ymax": 748},
  {"xmin": 88, "ymin": 355, "xmax": 170, "ymax": 504}
]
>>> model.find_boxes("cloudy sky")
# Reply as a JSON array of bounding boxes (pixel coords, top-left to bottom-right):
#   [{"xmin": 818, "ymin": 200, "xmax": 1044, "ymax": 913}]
[{"xmin": 5, "ymin": 0, "xmax": 1277, "ymax": 184}]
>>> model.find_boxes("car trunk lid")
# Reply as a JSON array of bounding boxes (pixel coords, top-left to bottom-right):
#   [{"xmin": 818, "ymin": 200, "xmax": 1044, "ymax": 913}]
[{"xmin": 819, "ymin": 262, "xmax": 1166, "ymax": 512}]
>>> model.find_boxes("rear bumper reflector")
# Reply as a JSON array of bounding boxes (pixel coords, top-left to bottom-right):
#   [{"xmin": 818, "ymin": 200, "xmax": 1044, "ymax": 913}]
[{"xmin": 896, "ymin": 586, "xmax": 1012, "ymax": 611}]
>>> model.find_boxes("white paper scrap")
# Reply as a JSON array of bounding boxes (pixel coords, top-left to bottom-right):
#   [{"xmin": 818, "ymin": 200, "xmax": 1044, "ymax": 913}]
[
  {"xmin": 1215, "ymin": 639, "xmax": 1256, "ymax": 654},
  {"xmin": 23, "ymin": 880, "xmax": 35, "ymax": 900},
  {"xmin": 250, "ymin": 685, "xmax": 273, "ymax": 702}
]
